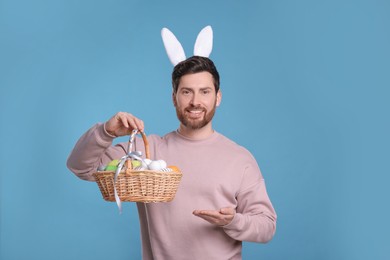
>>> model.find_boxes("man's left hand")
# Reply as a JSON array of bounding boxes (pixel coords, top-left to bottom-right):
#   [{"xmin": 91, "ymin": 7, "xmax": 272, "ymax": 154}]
[{"xmin": 193, "ymin": 207, "xmax": 236, "ymax": 226}]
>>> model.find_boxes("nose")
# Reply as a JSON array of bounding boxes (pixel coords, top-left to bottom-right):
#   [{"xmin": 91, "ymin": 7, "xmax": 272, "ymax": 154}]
[{"xmin": 190, "ymin": 92, "xmax": 201, "ymax": 106}]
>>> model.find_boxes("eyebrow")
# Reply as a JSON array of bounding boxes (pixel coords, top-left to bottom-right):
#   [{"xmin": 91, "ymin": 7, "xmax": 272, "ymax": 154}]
[{"xmin": 180, "ymin": 87, "xmax": 213, "ymax": 91}]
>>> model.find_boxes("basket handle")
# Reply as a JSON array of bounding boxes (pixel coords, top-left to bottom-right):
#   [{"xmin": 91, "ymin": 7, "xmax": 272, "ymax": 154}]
[
  {"xmin": 115, "ymin": 129, "xmax": 150, "ymax": 213},
  {"xmin": 127, "ymin": 129, "xmax": 150, "ymax": 159}
]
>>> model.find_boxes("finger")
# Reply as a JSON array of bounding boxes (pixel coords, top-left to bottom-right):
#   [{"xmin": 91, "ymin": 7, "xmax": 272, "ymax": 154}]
[
  {"xmin": 193, "ymin": 211, "xmax": 230, "ymax": 226},
  {"xmin": 121, "ymin": 116, "xmax": 130, "ymax": 129},
  {"xmin": 124, "ymin": 116, "xmax": 136, "ymax": 130},
  {"xmin": 136, "ymin": 119, "xmax": 145, "ymax": 132},
  {"xmin": 193, "ymin": 210, "xmax": 227, "ymax": 225},
  {"xmin": 131, "ymin": 117, "xmax": 144, "ymax": 132},
  {"xmin": 115, "ymin": 112, "xmax": 130, "ymax": 128},
  {"xmin": 219, "ymin": 207, "xmax": 235, "ymax": 215},
  {"xmin": 193, "ymin": 210, "xmax": 219, "ymax": 218},
  {"xmin": 197, "ymin": 215, "xmax": 218, "ymax": 223},
  {"xmin": 121, "ymin": 113, "xmax": 138, "ymax": 130},
  {"xmin": 193, "ymin": 211, "xmax": 219, "ymax": 221},
  {"xmin": 119, "ymin": 113, "xmax": 142, "ymax": 132},
  {"xmin": 105, "ymin": 113, "xmax": 123, "ymax": 135}
]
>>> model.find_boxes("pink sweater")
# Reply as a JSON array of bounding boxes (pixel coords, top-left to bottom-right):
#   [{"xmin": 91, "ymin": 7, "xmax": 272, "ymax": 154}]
[{"xmin": 67, "ymin": 123, "xmax": 277, "ymax": 260}]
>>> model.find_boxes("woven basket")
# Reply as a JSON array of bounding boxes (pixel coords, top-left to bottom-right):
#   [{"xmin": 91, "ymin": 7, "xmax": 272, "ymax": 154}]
[{"xmin": 93, "ymin": 131, "xmax": 182, "ymax": 203}]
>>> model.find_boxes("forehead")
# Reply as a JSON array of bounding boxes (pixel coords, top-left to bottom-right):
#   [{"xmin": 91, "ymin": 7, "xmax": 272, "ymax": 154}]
[{"xmin": 178, "ymin": 72, "xmax": 214, "ymax": 90}]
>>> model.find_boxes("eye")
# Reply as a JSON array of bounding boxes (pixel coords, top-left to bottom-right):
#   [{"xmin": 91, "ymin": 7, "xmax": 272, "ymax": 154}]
[
  {"xmin": 181, "ymin": 89, "xmax": 191, "ymax": 95},
  {"xmin": 201, "ymin": 89, "xmax": 211, "ymax": 95}
]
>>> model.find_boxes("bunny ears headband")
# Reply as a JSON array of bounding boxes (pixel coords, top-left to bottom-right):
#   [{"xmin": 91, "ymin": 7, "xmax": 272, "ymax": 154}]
[{"xmin": 161, "ymin": 25, "xmax": 213, "ymax": 66}]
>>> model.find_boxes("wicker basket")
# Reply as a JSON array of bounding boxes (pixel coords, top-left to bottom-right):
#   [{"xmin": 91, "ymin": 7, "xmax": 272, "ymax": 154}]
[{"xmin": 93, "ymin": 131, "xmax": 182, "ymax": 203}]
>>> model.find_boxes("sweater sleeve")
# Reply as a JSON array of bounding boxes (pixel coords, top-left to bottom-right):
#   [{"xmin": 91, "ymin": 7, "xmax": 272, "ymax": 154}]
[
  {"xmin": 222, "ymin": 164, "xmax": 277, "ymax": 243},
  {"xmin": 66, "ymin": 123, "xmax": 127, "ymax": 181}
]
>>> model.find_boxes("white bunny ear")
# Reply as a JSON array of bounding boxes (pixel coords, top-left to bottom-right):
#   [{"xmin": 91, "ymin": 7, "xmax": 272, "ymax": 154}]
[
  {"xmin": 193, "ymin": 25, "xmax": 213, "ymax": 57},
  {"xmin": 161, "ymin": 27, "xmax": 186, "ymax": 66}
]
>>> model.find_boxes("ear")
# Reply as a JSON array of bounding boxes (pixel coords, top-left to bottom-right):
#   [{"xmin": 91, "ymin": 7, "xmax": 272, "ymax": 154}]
[
  {"xmin": 172, "ymin": 91, "xmax": 178, "ymax": 107},
  {"xmin": 161, "ymin": 28, "xmax": 186, "ymax": 65},
  {"xmin": 216, "ymin": 90, "xmax": 222, "ymax": 107},
  {"xmin": 193, "ymin": 25, "xmax": 213, "ymax": 57}
]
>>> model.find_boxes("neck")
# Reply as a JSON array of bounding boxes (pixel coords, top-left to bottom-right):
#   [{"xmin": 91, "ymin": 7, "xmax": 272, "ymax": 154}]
[{"xmin": 177, "ymin": 123, "xmax": 214, "ymax": 140}]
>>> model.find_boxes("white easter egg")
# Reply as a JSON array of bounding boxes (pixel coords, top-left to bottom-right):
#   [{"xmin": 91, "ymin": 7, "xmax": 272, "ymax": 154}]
[
  {"xmin": 97, "ymin": 165, "xmax": 106, "ymax": 171},
  {"xmin": 157, "ymin": 160, "xmax": 167, "ymax": 169},
  {"xmin": 142, "ymin": 159, "xmax": 152, "ymax": 168},
  {"xmin": 160, "ymin": 168, "xmax": 173, "ymax": 172},
  {"xmin": 148, "ymin": 160, "xmax": 162, "ymax": 170},
  {"xmin": 144, "ymin": 159, "xmax": 152, "ymax": 165}
]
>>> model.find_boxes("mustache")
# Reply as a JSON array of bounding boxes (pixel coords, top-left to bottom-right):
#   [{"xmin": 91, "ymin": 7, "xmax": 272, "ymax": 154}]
[{"xmin": 185, "ymin": 105, "xmax": 206, "ymax": 112}]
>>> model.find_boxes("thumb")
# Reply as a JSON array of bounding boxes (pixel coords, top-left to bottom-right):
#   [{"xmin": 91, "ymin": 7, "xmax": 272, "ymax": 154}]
[{"xmin": 219, "ymin": 207, "xmax": 235, "ymax": 215}]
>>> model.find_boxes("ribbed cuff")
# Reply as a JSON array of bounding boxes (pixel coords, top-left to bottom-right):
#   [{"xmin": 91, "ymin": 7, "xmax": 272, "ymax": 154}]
[
  {"xmin": 222, "ymin": 213, "xmax": 243, "ymax": 232},
  {"xmin": 103, "ymin": 122, "xmax": 117, "ymax": 138}
]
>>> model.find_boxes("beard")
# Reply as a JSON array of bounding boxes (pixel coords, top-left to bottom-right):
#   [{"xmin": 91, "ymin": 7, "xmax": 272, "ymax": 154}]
[{"xmin": 176, "ymin": 102, "xmax": 217, "ymax": 130}]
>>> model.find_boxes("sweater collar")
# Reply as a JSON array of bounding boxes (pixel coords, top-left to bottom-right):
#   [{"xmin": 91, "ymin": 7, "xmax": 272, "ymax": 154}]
[{"xmin": 173, "ymin": 129, "xmax": 220, "ymax": 144}]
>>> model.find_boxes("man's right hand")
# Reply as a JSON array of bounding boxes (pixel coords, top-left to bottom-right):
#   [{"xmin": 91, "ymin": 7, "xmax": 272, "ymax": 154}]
[{"xmin": 104, "ymin": 112, "xmax": 145, "ymax": 137}]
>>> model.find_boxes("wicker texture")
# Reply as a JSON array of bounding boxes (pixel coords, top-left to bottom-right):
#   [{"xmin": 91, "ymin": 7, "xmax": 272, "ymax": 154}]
[{"xmin": 93, "ymin": 131, "xmax": 182, "ymax": 203}]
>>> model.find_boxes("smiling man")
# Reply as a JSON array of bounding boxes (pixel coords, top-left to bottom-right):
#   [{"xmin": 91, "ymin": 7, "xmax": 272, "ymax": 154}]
[
  {"xmin": 173, "ymin": 59, "xmax": 221, "ymax": 138},
  {"xmin": 174, "ymin": 72, "xmax": 219, "ymax": 131},
  {"xmin": 67, "ymin": 55, "xmax": 277, "ymax": 259}
]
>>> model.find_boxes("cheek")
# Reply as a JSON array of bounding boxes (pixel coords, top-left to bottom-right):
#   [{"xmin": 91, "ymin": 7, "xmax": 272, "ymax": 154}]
[
  {"xmin": 174, "ymin": 99, "xmax": 186, "ymax": 110},
  {"xmin": 209, "ymin": 97, "xmax": 219, "ymax": 108},
  {"xmin": 176, "ymin": 96, "xmax": 191, "ymax": 108}
]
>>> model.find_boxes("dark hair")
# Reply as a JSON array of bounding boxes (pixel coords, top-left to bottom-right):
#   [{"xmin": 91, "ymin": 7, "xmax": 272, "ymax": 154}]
[{"xmin": 172, "ymin": 56, "xmax": 220, "ymax": 93}]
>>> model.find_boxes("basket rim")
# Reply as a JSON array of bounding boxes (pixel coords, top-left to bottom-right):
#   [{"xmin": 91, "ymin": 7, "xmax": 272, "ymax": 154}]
[{"xmin": 93, "ymin": 169, "xmax": 182, "ymax": 176}]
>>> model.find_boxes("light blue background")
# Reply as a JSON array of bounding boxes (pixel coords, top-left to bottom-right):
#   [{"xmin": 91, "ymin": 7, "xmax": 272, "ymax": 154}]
[{"xmin": 1, "ymin": 0, "xmax": 389, "ymax": 259}]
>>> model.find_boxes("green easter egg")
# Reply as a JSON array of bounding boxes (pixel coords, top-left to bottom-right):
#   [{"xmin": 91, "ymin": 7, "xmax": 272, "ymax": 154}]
[
  {"xmin": 107, "ymin": 159, "xmax": 119, "ymax": 166},
  {"xmin": 131, "ymin": 160, "xmax": 142, "ymax": 168},
  {"xmin": 105, "ymin": 165, "xmax": 117, "ymax": 171}
]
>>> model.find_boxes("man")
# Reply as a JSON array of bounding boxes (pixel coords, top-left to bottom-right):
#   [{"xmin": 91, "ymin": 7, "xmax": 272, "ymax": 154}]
[{"xmin": 67, "ymin": 55, "xmax": 276, "ymax": 259}]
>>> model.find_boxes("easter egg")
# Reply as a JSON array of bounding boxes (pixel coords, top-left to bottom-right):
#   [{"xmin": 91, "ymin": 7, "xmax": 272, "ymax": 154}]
[
  {"xmin": 105, "ymin": 165, "xmax": 117, "ymax": 171},
  {"xmin": 131, "ymin": 160, "xmax": 142, "ymax": 168},
  {"xmin": 142, "ymin": 159, "xmax": 152, "ymax": 168},
  {"xmin": 167, "ymin": 165, "xmax": 180, "ymax": 172},
  {"xmin": 157, "ymin": 160, "xmax": 167, "ymax": 169},
  {"xmin": 97, "ymin": 165, "xmax": 106, "ymax": 171},
  {"xmin": 160, "ymin": 168, "xmax": 173, "ymax": 172},
  {"xmin": 107, "ymin": 159, "xmax": 119, "ymax": 166},
  {"xmin": 144, "ymin": 159, "xmax": 152, "ymax": 165},
  {"xmin": 148, "ymin": 160, "xmax": 163, "ymax": 170},
  {"xmin": 105, "ymin": 159, "xmax": 119, "ymax": 171}
]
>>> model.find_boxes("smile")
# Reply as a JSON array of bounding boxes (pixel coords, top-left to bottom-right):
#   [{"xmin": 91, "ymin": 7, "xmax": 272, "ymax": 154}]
[{"xmin": 186, "ymin": 109, "xmax": 205, "ymax": 118}]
